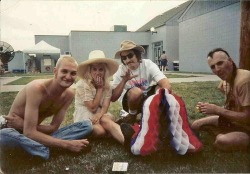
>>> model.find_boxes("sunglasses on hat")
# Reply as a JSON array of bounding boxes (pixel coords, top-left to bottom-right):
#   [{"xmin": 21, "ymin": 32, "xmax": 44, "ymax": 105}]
[{"xmin": 121, "ymin": 53, "xmax": 134, "ymax": 61}]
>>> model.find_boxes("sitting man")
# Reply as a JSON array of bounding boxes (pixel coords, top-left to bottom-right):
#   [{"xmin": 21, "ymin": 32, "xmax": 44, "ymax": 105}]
[
  {"xmin": 111, "ymin": 40, "xmax": 171, "ymax": 124},
  {"xmin": 191, "ymin": 48, "xmax": 250, "ymax": 151},
  {"xmin": 0, "ymin": 56, "xmax": 93, "ymax": 160}
]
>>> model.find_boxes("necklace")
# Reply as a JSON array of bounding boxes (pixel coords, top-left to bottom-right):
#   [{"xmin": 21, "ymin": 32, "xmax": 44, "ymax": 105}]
[{"xmin": 129, "ymin": 63, "xmax": 142, "ymax": 88}]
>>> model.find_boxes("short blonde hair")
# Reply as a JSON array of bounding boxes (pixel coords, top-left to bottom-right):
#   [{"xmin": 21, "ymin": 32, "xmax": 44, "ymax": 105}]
[{"xmin": 56, "ymin": 56, "xmax": 78, "ymax": 68}]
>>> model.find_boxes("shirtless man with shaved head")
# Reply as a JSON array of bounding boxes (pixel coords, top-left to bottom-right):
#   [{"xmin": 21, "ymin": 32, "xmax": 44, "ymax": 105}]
[
  {"xmin": 191, "ymin": 48, "xmax": 250, "ymax": 151},
  {"xmin": 0, "ymin": 56, "xmax": 92, "ymax": 160}
]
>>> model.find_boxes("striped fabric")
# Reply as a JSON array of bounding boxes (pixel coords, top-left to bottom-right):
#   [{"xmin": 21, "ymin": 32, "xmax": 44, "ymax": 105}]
[{"xmin": 130, "ymin": 88, "xmax": 202, "ymax": 156}]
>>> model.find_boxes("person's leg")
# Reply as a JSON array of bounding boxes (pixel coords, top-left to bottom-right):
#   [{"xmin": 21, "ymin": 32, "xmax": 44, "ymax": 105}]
[
  {"xmin": 191, "ymin": 115, "xmax": 221, "ymax": 136},
  {"xmin": 127, "ymin": 88, "xmax": 144, "ymax": 117},
  {"xmin": 51, "ymin": 120, "xmax": 93, "ymax": 140},
  {"xmin": 116, "ymin": 87, "xmax": 143, "ymax": 125},
  {"xmin": 214, "ymin": 132, "xmax": 249, "ymax": 151},
  {"xmin": 100, "ymin": 115, "xmax": 124, "ymax": 144},
  {"xmin": 191, "ymin": 116, "xmax": 219, "ymax": 130},
  {"xmin": 91, "ymin": 124, "xmax": 106, "ymax": 137},
  {"xmin": 0, "ymin": 128, "xmax": 49, "ymax": 160}
]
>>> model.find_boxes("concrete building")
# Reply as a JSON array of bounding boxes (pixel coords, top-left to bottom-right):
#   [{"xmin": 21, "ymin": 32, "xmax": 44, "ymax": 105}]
[{"xmin": 7, "ymin": 0, "xmax": 241, "ymax": 73}]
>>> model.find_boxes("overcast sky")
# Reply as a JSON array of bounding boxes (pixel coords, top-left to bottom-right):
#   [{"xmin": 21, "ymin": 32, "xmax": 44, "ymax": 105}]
[{"xmin": 0, "ymin": 0, "xmax": 188, "ymax": 51}]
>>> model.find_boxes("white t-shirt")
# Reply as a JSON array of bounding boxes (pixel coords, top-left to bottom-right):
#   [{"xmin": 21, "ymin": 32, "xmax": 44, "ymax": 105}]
[{"xmin": 112, "ymin": 59, "xmax": 166, "ymax": 102}]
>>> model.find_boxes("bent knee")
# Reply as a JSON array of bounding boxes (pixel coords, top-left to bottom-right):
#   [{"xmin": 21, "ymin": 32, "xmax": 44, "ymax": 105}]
[
  {"xmin": 92, "ymin": 125, "xmax": 106, "ymax": 137},
  {"xmin": 127, "ymin": 88, "xmax": 143, "ymax": 100},
  {"xmin": 214, "ymin": 133, "xmax": 249, "ymax": 151},
  {"xmin": 191, "ymin": 120, "xmax": 200, "ymax": 131},
  {"xmin": 100, "ymin": 116, "xmax": 112, "ymax": 126},
  {"xmin": 78, "ymin": 120, "xmax": 93, "ymax": 132}
]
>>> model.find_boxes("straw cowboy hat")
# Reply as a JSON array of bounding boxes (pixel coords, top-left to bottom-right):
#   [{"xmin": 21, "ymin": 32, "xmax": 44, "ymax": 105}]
[
  {"xmin": 78, "ymin": 50, "xmax": 119, "ymax": 79},
  {"xmin": 115, "ymin": 40, "xmax": 145, "ymax": 59}
]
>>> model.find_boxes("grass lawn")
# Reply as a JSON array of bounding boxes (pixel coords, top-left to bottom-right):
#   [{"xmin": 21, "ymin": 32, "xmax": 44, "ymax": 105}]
[
  {"xmin": 0, "ymin": 72, "xmax": 53, "ymax": 77},
  {"xmin": 0, "ymin": 81, "xmax": 249, "ymax": 173},
  {"xmin": 4, "ymin": 73, "xmax": 198, "ymax": 85},
  {"xmin": 6, "ymin": 76, "xmax": 53, "ymax": 85}
]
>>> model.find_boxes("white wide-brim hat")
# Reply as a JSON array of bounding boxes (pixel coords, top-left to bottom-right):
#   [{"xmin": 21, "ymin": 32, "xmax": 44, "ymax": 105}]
[
  {"xmin": 78, "ymin": 50, "xmax": 119, "ymax": 79},
  {"xmin": 115, "ymin": 40, "xmax": 145, "ymax": 59}
]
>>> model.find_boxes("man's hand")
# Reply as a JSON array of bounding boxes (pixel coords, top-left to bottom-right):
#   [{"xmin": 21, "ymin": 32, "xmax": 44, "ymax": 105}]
[
  {"xmin": 66, "ymin": 139, "xmax": 90, "ymax": 152},
  {"xmin": 198, "ymin": 102, "xmax": 220, "ymax": 115},
  {"xmin": 4, "ymin": 114, "xmax": 23, "ymax": 130},
  {"xmin": 120, "ymin": 68, "xmax": 138, "ymax": 82}
]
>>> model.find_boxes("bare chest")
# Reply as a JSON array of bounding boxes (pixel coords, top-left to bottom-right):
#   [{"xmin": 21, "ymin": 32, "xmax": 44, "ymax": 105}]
[{"xmin": 39, "ymin": 99, "xmax": 64, "ymax": 117}]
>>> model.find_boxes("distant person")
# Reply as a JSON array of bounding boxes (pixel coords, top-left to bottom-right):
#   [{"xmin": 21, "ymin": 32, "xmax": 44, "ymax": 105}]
[
  {"xmin": 158, "ymin": 57, "xmax": 162, "ymax": 70},
  {"xmin": 160, "ymin": 51, "xmax": 168, "ymax": 72},
  {"xmin": 0, "ymin": 56, "xmax": 93, "ymax": 160},
  {"xmin": 0, "ymin": 59, "xmax": 4, "ymax": 74},
  {"xmin": 191, "ymin": 48, "xmax": 250, "ymax": 151},
  {"xmin": 73, "ymin": 50, "xmax": 124, "ymax": 144},
  {"xmin": 111, "ymin": 40, "xmax": 171, "ymax": 125}
]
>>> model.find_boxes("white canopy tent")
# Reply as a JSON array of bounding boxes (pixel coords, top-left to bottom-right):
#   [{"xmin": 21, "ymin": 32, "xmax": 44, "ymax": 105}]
[
  {"xmin": 22, "ymin": 40, "xmax": 61, "ymax": 73},
  {"xmin": 23, "ymin": 40, "xmax": 60, "ymax": 54}
]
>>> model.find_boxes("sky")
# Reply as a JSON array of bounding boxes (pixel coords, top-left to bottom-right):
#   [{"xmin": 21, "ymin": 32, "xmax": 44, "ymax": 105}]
[{"xmin": 0, "ymin": 0, "xmax": 188, "ymax": 51}]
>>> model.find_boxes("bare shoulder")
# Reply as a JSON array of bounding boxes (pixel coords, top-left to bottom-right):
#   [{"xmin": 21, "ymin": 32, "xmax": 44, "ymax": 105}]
[
  {"xmin": 25, "ymin": 79, "xmax": 50, "ymax": 93},
  {"xmin": 62, "ymin": 87, "xmax": 75, "ymax": 100}
]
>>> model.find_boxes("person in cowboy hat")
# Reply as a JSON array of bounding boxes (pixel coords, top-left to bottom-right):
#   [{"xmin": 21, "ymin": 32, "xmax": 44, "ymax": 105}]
[
  {"xmin": 74, "ymin": 50, "xmax": 124, "ymax": 144},
  {"xmin": 111, "ymin": 40, "xmax": 171, "ymax": 124}
]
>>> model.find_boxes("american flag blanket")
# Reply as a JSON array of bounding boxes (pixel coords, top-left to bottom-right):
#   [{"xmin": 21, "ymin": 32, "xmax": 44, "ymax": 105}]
[{"xmin": 130, "ymin": 88, "xmax": 203, "ymax": 156}]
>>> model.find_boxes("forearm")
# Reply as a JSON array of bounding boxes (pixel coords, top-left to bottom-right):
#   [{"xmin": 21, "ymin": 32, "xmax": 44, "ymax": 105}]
[
  {"xmin": 89, "ymin": 89, "xmax": 103, "ymax": 112},
  {"xmin": 216, "ymin": 107, "xmax": 249, "ymax": 123},
  {"xmin": 23, "ymin": 129, "xmax": 69, "ymax": 149},
  {"xmin": 37, "ymin": 124, "xmax": 58, "ymax": 135},
  {"xmin": 158, "ymin": 78, "xmax": 171, "ymax": 90},
  {"xmin": 99, "ymin": 105, "xmax": 109, "ymax": 116}
]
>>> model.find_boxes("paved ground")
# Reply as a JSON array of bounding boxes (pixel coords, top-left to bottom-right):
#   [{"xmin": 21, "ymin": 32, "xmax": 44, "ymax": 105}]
[{"xmin": 0, "ymin": 72, "xmax": 220, "ymax": 92}]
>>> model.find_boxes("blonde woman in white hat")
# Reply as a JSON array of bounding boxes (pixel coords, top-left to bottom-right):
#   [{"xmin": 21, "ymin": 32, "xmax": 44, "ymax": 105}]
[
  {"xmin": 111, "ymin": 40, "xmax": 171, "ymax": 125},
  {"xmin": 73, "ymin": 50, "xmax": 124, "ymax": 144}
]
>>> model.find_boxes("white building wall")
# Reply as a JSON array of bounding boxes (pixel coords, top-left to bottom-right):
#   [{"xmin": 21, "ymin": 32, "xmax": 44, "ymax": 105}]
[
  {"xmin": 68, "ymin": 31, "xmax": 150, "ymax": 63},
  {"xmin": 179, "ymin": 2, "xmax": 240, "ymax": 73},
  {"xmin": 8, "ymin": 51, "xmax": 29, "ymax": 72},
  {"xmin": 166, "ymin": 25, "xmax": 179, "ymax": 70}
]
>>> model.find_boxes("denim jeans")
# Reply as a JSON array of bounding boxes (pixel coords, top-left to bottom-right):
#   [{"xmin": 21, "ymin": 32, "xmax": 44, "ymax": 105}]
[{"xmin": 0, "ymin": 120, "xmax": 93, "ymax": 160}]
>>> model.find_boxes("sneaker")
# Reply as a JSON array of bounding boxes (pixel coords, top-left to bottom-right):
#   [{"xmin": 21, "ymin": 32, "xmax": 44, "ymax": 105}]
[
  {"xmin": 115, "ymin": 114, "xmax": 137, "ymax": 125},
  {"xmin": 120, "ymin": 123, "xmax": 135, "ymax": 147},
  {"xmin": 0, "ymin": 115, "xmax": 7, "ymax": 129}
]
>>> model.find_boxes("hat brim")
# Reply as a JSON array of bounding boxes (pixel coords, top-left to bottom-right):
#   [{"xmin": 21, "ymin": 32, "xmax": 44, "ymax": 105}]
[
  {"xmin": 78, "ymin": 58, "xmax": 119, "ymax": 79},
  {"xmin": 115, "ymin": 45, "xmax": 145, "ymax": 59}
]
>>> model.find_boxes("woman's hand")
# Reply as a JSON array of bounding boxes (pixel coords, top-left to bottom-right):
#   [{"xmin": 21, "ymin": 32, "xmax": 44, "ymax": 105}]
[
  {"xmin": 93, "ymin": 75, "xmax": 104, "ymax": 89},
  {"xmin": 91, "ymin": 113, "xmax": 102, "ymax": 124}
]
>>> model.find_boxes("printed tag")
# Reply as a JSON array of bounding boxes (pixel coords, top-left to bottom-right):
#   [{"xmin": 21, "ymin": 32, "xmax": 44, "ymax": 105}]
[{"xmin": 112, "ymin": 162, "xmax": 128, "ymax": 172}]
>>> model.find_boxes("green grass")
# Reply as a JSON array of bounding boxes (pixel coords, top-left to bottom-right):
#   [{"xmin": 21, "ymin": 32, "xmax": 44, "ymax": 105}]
[
  {"xmin": 4, "ymin": 73, "xmax": 197, "ymax": 85},
  {"xmin": 6, "ymin": 76, "xmax": 53, "ymax": 85},
  {"xmin": 0, "ymin": 72, "xmax": 53, "ymax": 77},
  {"xmin": 0, "ymin": 81, "xmax": 249, "ymax": 173},
  {"xmin": 165, "ymin": 73, "xmax": 199, "ymax": 78}
]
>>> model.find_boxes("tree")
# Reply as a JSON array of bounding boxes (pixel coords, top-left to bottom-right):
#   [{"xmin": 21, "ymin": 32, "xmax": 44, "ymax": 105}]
[{"xmin": 239, "ymin": 1, "xmax": 250, "ymax": 70}]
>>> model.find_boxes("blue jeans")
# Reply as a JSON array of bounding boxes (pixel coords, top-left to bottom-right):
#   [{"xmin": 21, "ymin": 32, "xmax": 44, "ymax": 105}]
[{"xmin": 0, "ymin": 120, "xmax": 93, "ymax": 160}]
